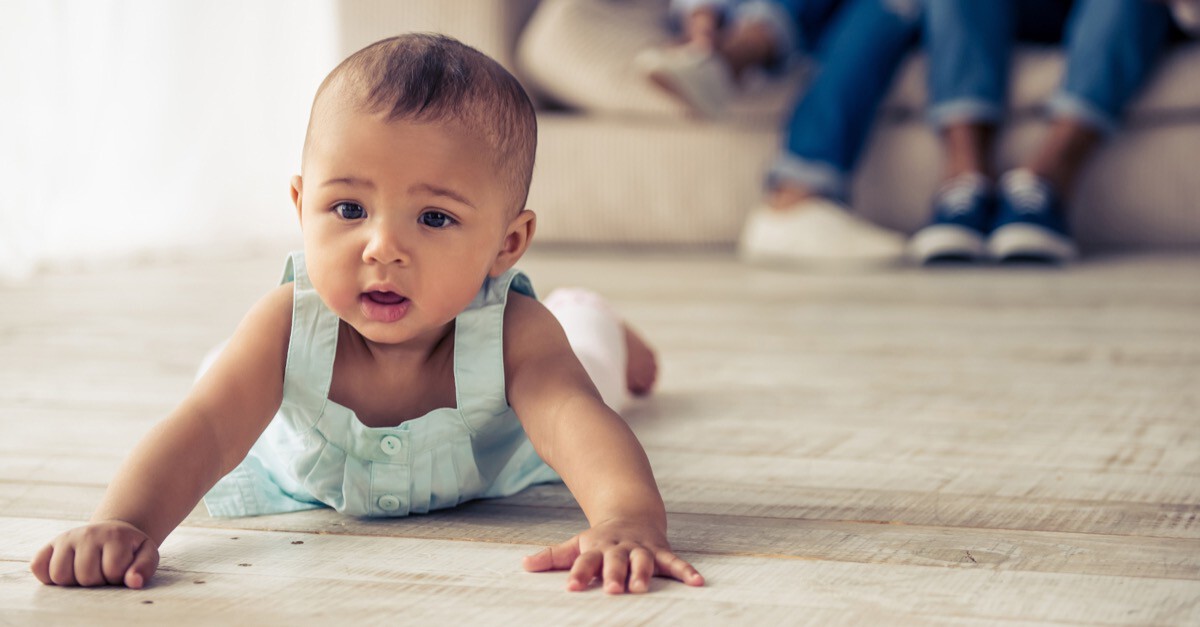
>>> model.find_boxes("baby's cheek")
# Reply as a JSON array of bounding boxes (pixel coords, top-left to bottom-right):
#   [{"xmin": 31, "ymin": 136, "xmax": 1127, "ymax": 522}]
[
  {"xmin": 421, "ymin": 280, "xmax": 473, "ymax": 323},
  {"xmin": 307, "ymin": 267, "xmax": 356, "ymax": 316}
]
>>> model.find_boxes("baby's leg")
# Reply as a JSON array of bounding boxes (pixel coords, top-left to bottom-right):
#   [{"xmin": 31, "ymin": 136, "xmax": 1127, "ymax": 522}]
[
  {"xmin": 623, "ymin": 323, "xmax": 657, "ymax": 397},
  {"xmin": 543, "ymin": 289, "xmax": 657, "ymax": 412}
]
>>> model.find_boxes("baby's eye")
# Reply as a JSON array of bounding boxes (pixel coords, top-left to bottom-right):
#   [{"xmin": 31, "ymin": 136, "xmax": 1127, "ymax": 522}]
[
  {"xmin": 334, "ymin": 202, "xmax": 365, "ymax": 220},
  {"xmin": 419, "ymin": 211, "xmax": 455, "ymax": 229}
]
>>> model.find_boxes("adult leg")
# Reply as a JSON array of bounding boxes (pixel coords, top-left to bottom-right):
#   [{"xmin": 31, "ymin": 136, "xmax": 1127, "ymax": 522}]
[
  {"xmin": 990, "ymin": 0, "xmax": 1171, "ymax": 262},
  {"xmin": 739, "ymin": 0, "xmax": 922, "ymax": 265},
  {"xmin": 924, "ymin": 0, "xmax": 1072, "ymax": 179},
  {"xmin": 1030, "ymin": 0, "xmax": 1172, "ymax": 193},
  {"xmin": 909, "ymin": 0, "xmax": 1015, "ymax": 263},
  {"xmin": 771, "ymin": 0, "xmax": 921, "ymax": 203},
  {"xmin": 925, "ymin": 0, "xmax": 1016, "ymax": 182}
]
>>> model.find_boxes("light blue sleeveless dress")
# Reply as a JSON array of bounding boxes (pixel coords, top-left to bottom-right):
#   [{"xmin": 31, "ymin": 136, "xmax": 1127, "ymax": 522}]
[{"xmin": 203, "ymin": 251, "xmax": 560, "ymax": 518}]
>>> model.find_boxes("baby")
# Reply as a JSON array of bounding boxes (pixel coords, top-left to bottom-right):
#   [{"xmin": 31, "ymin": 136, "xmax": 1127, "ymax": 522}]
[{"xmin": 31, "ymin": 34, "xmax": 703, "ymax": 595}]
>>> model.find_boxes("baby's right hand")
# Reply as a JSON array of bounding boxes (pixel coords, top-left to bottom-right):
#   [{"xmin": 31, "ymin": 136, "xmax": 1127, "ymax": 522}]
[{"xmin": 30, "ymin": 520, "xmax": 159, "ymax": 588}]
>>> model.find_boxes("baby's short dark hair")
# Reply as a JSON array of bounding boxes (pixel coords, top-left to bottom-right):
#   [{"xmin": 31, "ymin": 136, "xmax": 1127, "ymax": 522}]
[{"xmin": 305, "ymin": 34, "xmax": 537, "ymax": 213}]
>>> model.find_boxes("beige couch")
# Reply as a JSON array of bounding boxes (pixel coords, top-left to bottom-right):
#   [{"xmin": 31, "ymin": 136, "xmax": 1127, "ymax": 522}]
[{"xmin": 338, "ymin": 0, "xmax": 1200, "ymax": 251}]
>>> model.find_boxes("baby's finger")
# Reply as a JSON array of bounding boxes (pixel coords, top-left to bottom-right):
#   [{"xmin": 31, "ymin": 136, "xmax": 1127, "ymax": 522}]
[
  {"xmin": 601, "ymin": 548, "xmax": 631, "ymax": 595},
  {"xmin": 30, "ymin": 544, "xmax": 54, "ymax": 585},
  {"xmin": 655, "ymin": 549, "xmax": 704, "ymax": 587},
  {"xmin": 523, "ymin": 538, "xmax": 580, "ymax": 573},
  {"xmin": 123, "ymin": 539, "xmax": 159, "ymax": 589},
  {"xmin": 48, "ymin": 545, "xmax": 78, "ymax": 587},
  {"xmin": 101, "ymin": 538, "xmax": 135, "ymax": 586},
  {"xmin": 73, "ymin": 543, "xmax": 106, "ymax": 587},
  {"xmin": 628, "ymin": 547, "xmax": 654, "ymax": 593},
  {"xmin": 566, "ymin": 550, "xmax": 603, "ymax": 592}
]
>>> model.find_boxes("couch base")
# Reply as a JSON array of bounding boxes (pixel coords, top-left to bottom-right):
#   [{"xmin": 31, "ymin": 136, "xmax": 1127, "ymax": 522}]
[{"xmin": 529, "ymin": 112, "xmax": 1200, "ymax": 250}]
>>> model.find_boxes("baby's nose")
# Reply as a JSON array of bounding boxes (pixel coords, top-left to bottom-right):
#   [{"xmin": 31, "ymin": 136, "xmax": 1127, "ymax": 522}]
[{"xmin": 363, "ymin": 224, "xmax": 409, "ymax": 264}]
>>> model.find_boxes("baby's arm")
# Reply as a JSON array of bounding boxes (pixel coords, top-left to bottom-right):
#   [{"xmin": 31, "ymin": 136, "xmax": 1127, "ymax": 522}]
[
  {"xmin": 503, "ymin": 294, "xmax": 703, "ymax": 594},
  {"xmin": 30, "ymin": 284, "xmax": 294, "ymax": 588}
]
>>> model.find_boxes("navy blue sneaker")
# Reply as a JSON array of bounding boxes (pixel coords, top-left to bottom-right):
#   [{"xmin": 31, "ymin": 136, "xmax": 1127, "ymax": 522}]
[
  {"xmin": 989, "ymin": 169, "xmax": 1077, "ymax": 263},
  {"xmin": 909, "ymin": 173, "xmax": 994, "ymax": 264}
]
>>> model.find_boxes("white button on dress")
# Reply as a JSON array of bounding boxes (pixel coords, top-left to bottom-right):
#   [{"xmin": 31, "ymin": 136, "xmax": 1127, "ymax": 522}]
[{"xmin": 380, "ymin": 435, "xmax": 401, "ymax": 455}]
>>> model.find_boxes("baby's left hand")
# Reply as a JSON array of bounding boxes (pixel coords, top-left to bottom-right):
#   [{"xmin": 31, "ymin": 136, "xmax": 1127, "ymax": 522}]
[{"xmin": 522, "ymin": 519, "xmax": 704, "ymax": 594}]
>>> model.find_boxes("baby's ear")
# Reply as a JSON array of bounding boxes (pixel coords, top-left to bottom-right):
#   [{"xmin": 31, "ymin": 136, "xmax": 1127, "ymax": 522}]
[
  {"xmin": 289, "ymin": 175, "xmax": 304, "ymax": 225},
  {"xmin": 489, "ymin": 209, "xmax": 536, "ymax": 278}
]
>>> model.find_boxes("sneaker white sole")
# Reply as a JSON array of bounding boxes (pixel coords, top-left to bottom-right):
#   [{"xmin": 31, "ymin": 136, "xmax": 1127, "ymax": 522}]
[
  {"xmin": 908, "ymin": 224, "xmax": 986, "ymax": 264},
  {"xmin": 737, "ymin": 204, "xmax": 906, "ymax": 268},
  {"xmin": 988, "ymin": 223, "xmax": 1077, "ymax": 262}
]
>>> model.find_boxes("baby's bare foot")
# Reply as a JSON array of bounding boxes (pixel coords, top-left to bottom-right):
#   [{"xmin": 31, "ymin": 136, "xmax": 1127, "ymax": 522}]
[{"xmin": 624, "ymin": 324, "xmax": 657, "ymax": 396}]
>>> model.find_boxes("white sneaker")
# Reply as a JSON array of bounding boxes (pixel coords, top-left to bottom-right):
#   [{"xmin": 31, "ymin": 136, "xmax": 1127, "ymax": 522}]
[
  {"xmin": 737, "ymin": 198, "xmax": 907, "ymax": 266},
  {"xmin": 634, "ymin": 46, "xmax": 736, "ymax": 119}
]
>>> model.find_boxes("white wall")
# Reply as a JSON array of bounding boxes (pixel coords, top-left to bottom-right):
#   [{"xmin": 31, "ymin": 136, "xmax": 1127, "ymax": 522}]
[{"xmin": 0, "ymin": 0, "xmax": 340, "ymax": 281}]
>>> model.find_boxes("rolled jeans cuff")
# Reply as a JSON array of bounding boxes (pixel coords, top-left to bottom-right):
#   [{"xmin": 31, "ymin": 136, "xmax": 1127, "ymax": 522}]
[
  {"xmin": 927, "ymin": 98, "xmax": 1005, "ymax": 129},
  {"xmin": 1046, "ymin": 91, "xmax": 1118, "ymax": 135},
  {"xmin": 733, "ymin": 0, "xmax": 801, "ymax": 54},
  {"xmin": 767, "ymin": 153, "xmax": 848, "ymax": 201}
]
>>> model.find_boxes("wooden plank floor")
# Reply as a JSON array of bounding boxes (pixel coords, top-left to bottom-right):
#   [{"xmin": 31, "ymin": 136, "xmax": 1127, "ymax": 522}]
[{"xmin": 2, "ymin": 246, "xmax": 1198, "ymax": 625}]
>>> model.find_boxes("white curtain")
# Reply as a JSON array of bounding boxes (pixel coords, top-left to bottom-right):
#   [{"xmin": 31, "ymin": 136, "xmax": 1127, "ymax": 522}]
[{"xmin": 0, "ymin": 0, "xmax": 340, "ymax": 282}]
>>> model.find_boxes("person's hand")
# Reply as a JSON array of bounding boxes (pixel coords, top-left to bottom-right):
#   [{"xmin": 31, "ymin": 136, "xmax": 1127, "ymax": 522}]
[
  {"xmin": 683, "ymin": 7, "xmax": 722, "ymax": 51},
  {"xmin": 30, "ymin": 520, "xmax": 159, "ymax": 588},
  {"xmin": 522, "ymin": 518, "xmax": 704, "ymax": 594}
]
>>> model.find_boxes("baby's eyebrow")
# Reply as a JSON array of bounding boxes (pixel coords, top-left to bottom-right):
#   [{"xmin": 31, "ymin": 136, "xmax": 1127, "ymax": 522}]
[
  {"xmin": 318, "ymin": 178, "xmax": 476, "ymax": 210},
  {"xmin": 321, "ymin": 176, "xmax": 375, "ymax": 189},
  {"xmin": 409, "ymin": 183, "xmax": 476, "ymax": 210}
]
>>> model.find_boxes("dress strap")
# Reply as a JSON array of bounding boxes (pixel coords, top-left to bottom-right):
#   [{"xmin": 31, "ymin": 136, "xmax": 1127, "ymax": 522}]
[
  {"xmin": 279, "ymin": 251, "xmax": 339, "ymax": 426},
  {"xmin": 453, "ymin": 268, "xmax": 535, "ymax": 433}
]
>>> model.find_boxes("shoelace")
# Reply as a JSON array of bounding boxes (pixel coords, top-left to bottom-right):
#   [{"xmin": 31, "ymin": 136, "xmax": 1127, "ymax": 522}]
[
  {"xmin": 936, "ymin": 178, "xmax": 987, "ymax": 218},
  {"xmin": 1003, "ymin": 174, "xmax": 1052, "ymax": 216}
]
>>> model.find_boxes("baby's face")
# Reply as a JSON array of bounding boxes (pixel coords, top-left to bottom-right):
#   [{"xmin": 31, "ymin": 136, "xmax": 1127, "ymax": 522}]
[{"xmin": 293, "ymin": 107, "xmax": 525, "ymax": 346}]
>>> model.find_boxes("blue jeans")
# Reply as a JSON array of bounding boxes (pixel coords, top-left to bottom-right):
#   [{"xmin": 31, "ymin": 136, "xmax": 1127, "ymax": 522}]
[
  {"xmin": 672, "ymin": 0, "xmax": 922, "ymax": 200},
  {"xmin": 925, "ymin": 0, "xmax": 1172, "ymax": 134}
]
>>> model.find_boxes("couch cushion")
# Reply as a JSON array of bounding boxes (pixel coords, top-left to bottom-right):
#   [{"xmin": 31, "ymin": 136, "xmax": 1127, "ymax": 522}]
[{"xmin": 518, "ymin": 0, "xmax": 1200, "ymax": 122}]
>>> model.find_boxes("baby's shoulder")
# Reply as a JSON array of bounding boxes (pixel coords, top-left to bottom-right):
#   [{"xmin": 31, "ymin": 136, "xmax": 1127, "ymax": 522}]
[
  {"xmin": 501, "ymin": 291, "xmax": 570, "ymax": 367},
  {"xmin": 230, "ymin": 283, "xmax": 294, "ymax": 354},
  {"xmin": 502, "ymin": 290, "xmax": 553, "ymax": 334},
  {"xmin": 194, "ymin": 283, "xmax": 294, "ymax": 412},
  {"xmin": 252, "ymin": 283, "xmax": 295, "ymax": 328}
]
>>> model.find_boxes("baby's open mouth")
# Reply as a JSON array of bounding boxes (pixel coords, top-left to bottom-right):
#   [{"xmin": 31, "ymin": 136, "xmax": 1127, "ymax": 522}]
[
  {"xmin": 364, "ymin": 290, "xmax": 406, "ymax": 305},
  {"xmin": 359, "ymin": 290, "xmax": 410, "ymax": 323}
]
